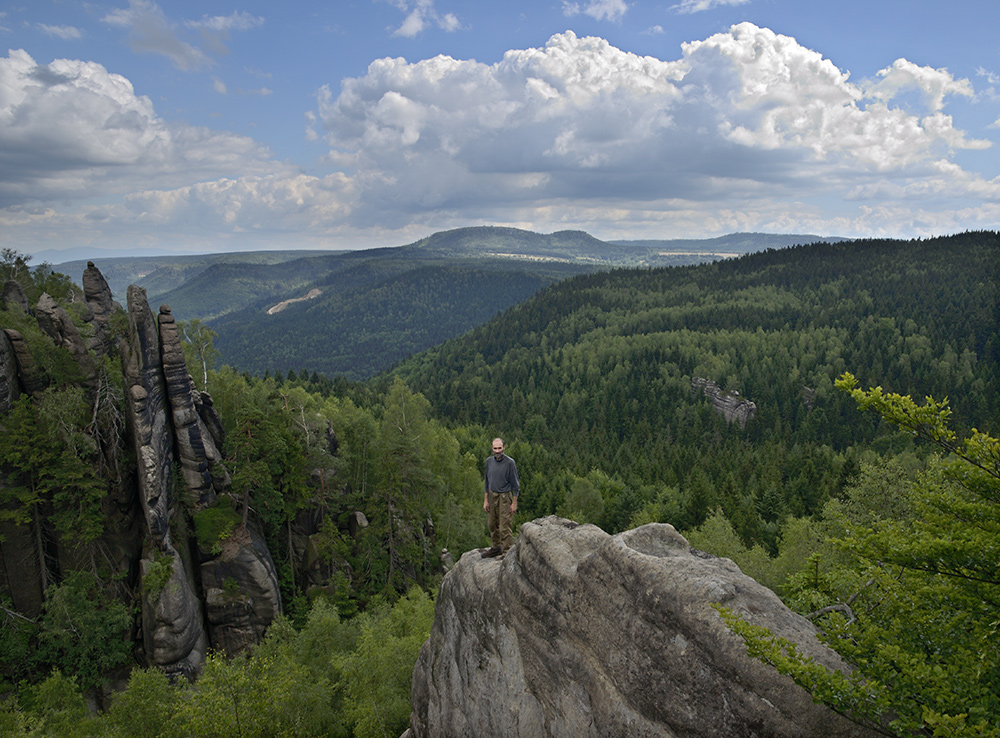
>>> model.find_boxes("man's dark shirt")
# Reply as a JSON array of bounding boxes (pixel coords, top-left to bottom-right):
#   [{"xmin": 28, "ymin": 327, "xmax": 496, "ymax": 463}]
[{"xmin": 484, "ymin": 454, "xmax": 520, "ymax": 496}]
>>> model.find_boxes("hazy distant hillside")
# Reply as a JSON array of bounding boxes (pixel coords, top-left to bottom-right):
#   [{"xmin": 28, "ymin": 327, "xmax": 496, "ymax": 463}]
[
  {"xmin": 52, "ymin": 227, "xmax": 857, "ymax": 381},
  {"xmin": 212, "ymin": 258, "xmax": 587, "ymax": 380},
  {"xmin": 54, "ymin": 228, "xmax": 846, "ymax": 323},
  {"xmin": 611, "ymin": 232, "xmax": 850, "ymax": 258},
  {"xmin": 55, "ymin": 250, "xmax": 337, "ymax": 306}
]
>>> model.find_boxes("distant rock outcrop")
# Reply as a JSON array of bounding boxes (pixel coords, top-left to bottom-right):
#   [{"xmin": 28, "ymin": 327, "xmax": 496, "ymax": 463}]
[
  {"xmin": 1, "ymin": 279, "xmax": 29, "ymax": 313},
  {"xmin": 692, "ymin": 377, "xmax": 757, "ymax": 428},
  {"xmin": 407, "ymin": 516, "xmax": 881, "ymax": 738}
]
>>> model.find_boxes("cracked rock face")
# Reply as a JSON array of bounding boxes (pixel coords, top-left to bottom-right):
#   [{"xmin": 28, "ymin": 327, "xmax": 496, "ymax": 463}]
[
  {"xmin": 158, "ymin": 304, "xmax": 230, "ymax": 508},
  {"xmin": 407, "ymin": 516, "xmax": 881, "ymax": 738},
  {"xmin": 82, "ymin": 260, "xmax": 123, "ymax": 358}
]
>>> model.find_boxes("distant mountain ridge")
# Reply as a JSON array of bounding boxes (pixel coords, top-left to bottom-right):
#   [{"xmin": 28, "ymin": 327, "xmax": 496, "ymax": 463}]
[
  {"xmin": 55, "ymin": 228, "xmax": 849, "ymax": 314},
  {"xmin": 51, "ymin": 227, "xmax": 852, "ymax": 379}
]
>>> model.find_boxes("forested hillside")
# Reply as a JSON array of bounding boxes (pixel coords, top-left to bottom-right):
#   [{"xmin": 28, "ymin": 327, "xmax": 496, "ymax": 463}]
[
  {"xmin": 393, "ymin": 232, "xmax": 998, "ymax": 547},
  {"xmin": 212, "ymin": 260, "xmax": 585, "ymax": 379}
]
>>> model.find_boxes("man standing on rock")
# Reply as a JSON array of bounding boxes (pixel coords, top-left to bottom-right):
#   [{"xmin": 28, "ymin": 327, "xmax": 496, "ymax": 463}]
[{"xmin": 482, "ymin": 438, "xmax": 519, "ymax": 558}]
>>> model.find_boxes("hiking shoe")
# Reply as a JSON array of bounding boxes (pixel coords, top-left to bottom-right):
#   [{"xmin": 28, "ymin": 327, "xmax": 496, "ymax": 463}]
[{"xmin": 480, "ymin": 546, "xmax": 503, "ymax": 558}]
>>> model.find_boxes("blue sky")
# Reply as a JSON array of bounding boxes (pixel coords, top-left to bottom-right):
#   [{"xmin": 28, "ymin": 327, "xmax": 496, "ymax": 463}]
[{"xmin": 2, "ymin": 0, "xmax": 999, "ymax": 258}]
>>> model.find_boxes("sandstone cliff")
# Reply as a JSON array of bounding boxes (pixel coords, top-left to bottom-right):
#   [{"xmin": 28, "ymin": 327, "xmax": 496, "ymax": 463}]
[
  {"xmin": 407, "ymin": 516, "xmax": 880, "ymax": 738},
  {"xmin": 0, "ymin": 267, "xmax": 281, "ymax": 679}
]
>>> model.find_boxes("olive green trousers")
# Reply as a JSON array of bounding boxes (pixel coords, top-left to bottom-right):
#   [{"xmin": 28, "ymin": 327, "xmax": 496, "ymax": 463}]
[{"xmin": 487, "ymin": 491, "xmax": 515, "ymax": 551}]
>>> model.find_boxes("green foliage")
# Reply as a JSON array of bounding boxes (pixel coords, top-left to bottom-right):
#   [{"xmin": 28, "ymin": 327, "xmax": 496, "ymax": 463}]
[
  {"xmin": 177, "ymin": 318, "xmax": 219, "ymax": 391},
  {"xmin": 2, "ymin": 249, "xmax": 81, "ymax": 306},
  {"xmin": 333, "ymin": 586, "xmax": 435, "ymax": 738},
  {"xmin": 213, "ymin": 261, "xmax": 569, "ymax": 380},
  {"xmin": 725, "ymin": 376, "xmax": 1000, "ymax": 737},
  {"xmin": 1, "ymin": 591, "xmax": 434, "ymax": 738},
  {"xmin": 105, "ymin": 668, "xmax": 180, "ymax": 738},
  {"xmin": 19, "ymin": 670, "xmax": 101, "ymax": 738},
  {"xmin": 0, "ymin": 598, "xmax": 38, "ymax": 691},
  {"xmin": 715, "ymin": 607, "xmax": 891, "ymax": 731},
  {"xmin": 685, "ymin": 509, "xmax": 774, "ymax": 587},
  {"xmin": 34, "ymin": 571, "xmax": 133, "ymax": 692},
  {"xmin": 0, "ymin": 392, "xmax": 105, "ymax": 544},
  {"xmin": 394, "ymin": 232, "xmax": 998, "ymax": 548},
  {"xmin": 192, "ymin": 500, "xmax": 240, "ymax": 554},
  {"xmin": 142, "ymin": 551, "xmax": 175, "ymax": 600}
]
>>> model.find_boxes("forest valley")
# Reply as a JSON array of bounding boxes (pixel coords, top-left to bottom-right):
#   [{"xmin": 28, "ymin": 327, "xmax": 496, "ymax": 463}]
[{"xmin": 0, "ymin": 231, "xmax": 998, "ymax": 737}]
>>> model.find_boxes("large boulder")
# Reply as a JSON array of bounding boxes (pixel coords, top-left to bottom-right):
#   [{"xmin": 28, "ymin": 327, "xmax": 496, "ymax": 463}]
[
  {"xmin": 0, "ymin": 279, "xmax": 29, "ymax": 313},
  {"xmin": 200, "ymin": 521, "xmax": 282, "ymax": 656},
  {"xmin": 408, "ymin": 516, "xmax": 881, "ymax": 738}
]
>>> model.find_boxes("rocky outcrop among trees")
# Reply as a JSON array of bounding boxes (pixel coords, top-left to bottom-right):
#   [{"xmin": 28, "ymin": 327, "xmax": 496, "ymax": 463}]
[
  {"xmin": 407, "ymin": 516, "xmax": 881, "ymax": 738},
  {"xmin": 692, "ymin": 376, "xmax": 757, "ymax": 428},
  {"xmin": 0, "ymin": 266, "xmax": 281, "ymax": 680}
]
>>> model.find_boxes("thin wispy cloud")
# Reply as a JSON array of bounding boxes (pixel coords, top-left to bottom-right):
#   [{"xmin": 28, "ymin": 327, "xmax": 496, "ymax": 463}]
[
  {"xmin": 672, "ymin": 0, "xmax": 751, "ymax": 14},
  {"xmin": 563, "ymin": 0, "xmax": 629, "ymax": 22},
  {"xmin": 185, "ymin": 11, "xmax": 264, "ymax": 33},
  {"xmin": 39, "ymin": 24, "xmax": 83, "ymax": 40},
  {"xmin": 102, "ymin": 0, "xmax": 211, "ymax": 70},
  {"xmin": 388, "ymin": 0, "xmax": 461, "ymax": 38},
  {"xmin": 102, "ymin": 1, "xmax": 264, "ymax": 70}
]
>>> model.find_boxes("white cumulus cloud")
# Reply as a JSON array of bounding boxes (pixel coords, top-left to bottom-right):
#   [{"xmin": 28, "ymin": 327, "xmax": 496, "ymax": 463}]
[
  {"xmin": 315, "ymin": 24, "xmax": 992, "ymax": 234},
  {"xmin": 0, "ymin": 49, "xmax": 281, "ymax": 209},
  {"xmin": 2, "ymin": 22, "xmax": 997, "ymax": 253}
]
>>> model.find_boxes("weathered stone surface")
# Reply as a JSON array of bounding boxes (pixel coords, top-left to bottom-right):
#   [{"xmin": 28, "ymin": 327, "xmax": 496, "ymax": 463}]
[
  {"xmin": 0, "ymin": 327, "xmax": 20, "ymax": 413},
  {"xmin": 35, "ymin": 292, "xmax": 98, "ymax": 390},
  {"xmin": 0, "ymin": 503, "xmax": 45, "ymax": 617},
  {"xmin": 3, "ymin": 328, "xmax": 48, "ymax": 397},
  {"xmin": 692, "ymin": 377, "xmax": 757, "ymax": 428},
  {"xmin": 82, "ymin": 261, "xmax": 123, "ymax": 357},
  {"xmin": 195, "ymin": 389, "xmax": 226, "ymax": 453},
  {"xmin": 201, "ymin": 522, "xmax": 282, "ymax": 656},
  {"xmin": 140, "ymin": 544, "xmax": 208, "ymax": 679},
  {"xmin": 1, "ymin": 279, "xmax": 29, "ymax": 313},
  {"xmin": 408, "ymin": 516, "xmax": 881, "ymax": 738},
  {"xmin": 120, "ymin": 286, "xmax": 174, "ymax": 543},
  {"xmin": 157, "ymin": 304, "xmax": 229, "ymax": 508},
  {"xmin": 121, "ymin": 286, "xmax": 208, "ymax": 674}
]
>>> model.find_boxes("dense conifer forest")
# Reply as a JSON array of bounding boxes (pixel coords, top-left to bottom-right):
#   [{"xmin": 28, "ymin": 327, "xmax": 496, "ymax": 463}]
[
  {"xmin": 1, "ymin": 231, "xmax": 997, "ymax": 736},
  {"xmin": 393, "ymin": 232, "xmax": 998, "ymax": 546}
]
